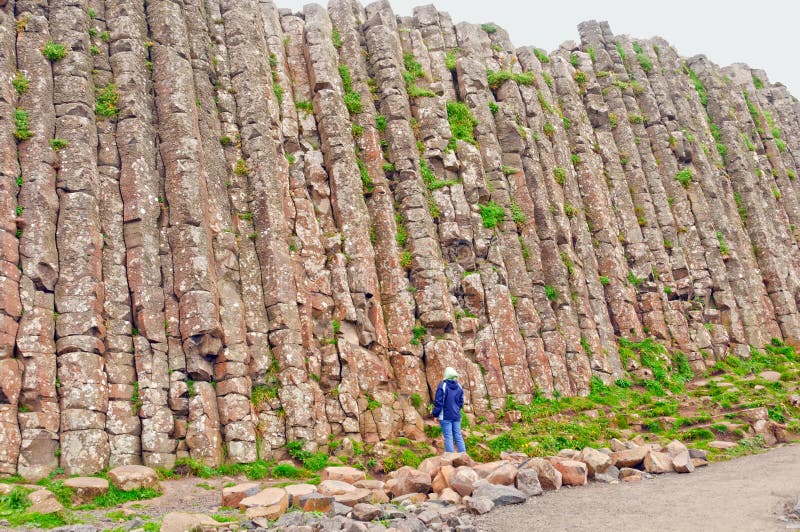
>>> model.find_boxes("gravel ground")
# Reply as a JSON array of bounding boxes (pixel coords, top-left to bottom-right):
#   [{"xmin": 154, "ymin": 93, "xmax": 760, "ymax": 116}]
[{"xmin": 475, "ymin": 445, "xmax": 800, "ymax": 532}]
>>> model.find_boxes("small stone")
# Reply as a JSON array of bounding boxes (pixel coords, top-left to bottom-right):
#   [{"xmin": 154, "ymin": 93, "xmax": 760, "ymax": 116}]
[
  {"xmin": 522, "ymin": 458, "xmax": 562, "ymax": 491},
  {"xmin": 557, "ymin": 449, "xmax": 579, "ymax": 459},
  {"xmin": 708, "ymin": 441, "xmax": 737, "ymax": 450},
  {"xmin": 688, "ymin": 448, "xmax": 707, "ymax": 460},
  {"xmin": 609, "ymin": 438, "xmax": 627, "ymax": 452},
  {"xmin": 107, "ymin": 465, "xmax": 160, "ymax": 492},
  {"xmin": 471, "ymin": 483, "xmax": 528, "ymax": 506},
  {"xmin": 239, "ymin": 487, "xmax": 288, "ymax": 512},
  {"xmin": 392, "ymin": 492, "xmax": 427, "ymax": 505},
  {"xmin": 353, "ymin": 480, "xmax": 384, "ymax": 490},
  {"xmin": 611, "ymin": 445, "xmax": 650, "ymax": 468},
  {"xmin": 643, "ymin": 451, "xmax": 675, "ymax": 474},
  {"xmin": 514, "ymin": 468, "xmax": 542, "ymax": 496},
  {"xmin": 63, "ymin": 477, "xmax": 108, "ymax": 504},
  {"xmin": 352, "ymin": 502, "xmax": 382, "ymax": 521},
  {"xmin": 440, "ymin": 487, "xmax": 461, "ymax": 504},
  {"xmin": 664, "ymin": 440, "xmax": 688, "ymax": 458},
  {"xmin": 619, "ymin": 468, "xmax": 642, "ymax": 482},
  {"xmin": 298, "ymin": 492, "xmax": 334, "ymax": 513},
  {"xmin": 160, "ymin": 512, "xmax": 223, "ymax": 532},
  {"xmin": 334, "ymin": 487, "xmax": 372, "ymax": 507},
  {"xmin": 28, "ymin": 497, "xmax": 64, "ymax": 515},
  {"xmin": 221, "ymin": 482, "xmax": 260, "ymax": 508},
  {"xmin": 390, "ymin": 468, "xmax": 432, "ymax": 496},
  {"xmin": 449, "ymin": 466, "xmax": 479, "ymax": 497},
  {"xmin": 691, "ymin": 458, "xmax": 709, "ymax": 468},
  {"xmin": 578, "ymin": 447, "xmax": 612, "ymax": 478},
  {"xmin": 318, "ymin": 479, "xmax": 357, "ymax": 496},
  {"xmin": 284, "ymin": 483, "xmax": 317, "ymax": 505},
  {"xmin": 486, "ymin": 463, "xmax": 517, "ymax": 485},
  {"xmin": 465, "ymin": 496, "xmax": 494, "ymax": 515},
  {"xmin": 758, "ymin": 371, "xmax": 781, "ymax": 382},
  {"xmin": 552, "ymin": 459, "xmax": 588, "ymax": 486},
  {"xmin": 321, "ymin": 466, "xmax": 366, "ymax": 484}
]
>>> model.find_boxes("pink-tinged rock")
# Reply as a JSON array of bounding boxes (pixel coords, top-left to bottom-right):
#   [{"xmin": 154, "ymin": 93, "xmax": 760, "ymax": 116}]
[
  {"xmin": 578, "ymin": 447, "xmax": 612, "ymax": 477},
  {"xmin": 63, "ymin": 477, "xmax": 108, "ymax": 504},
  {"xmin": 643, "ymin": 451, "xmax": 675, "ymax": 474},
  {"xmin": 522, "ymin": 458, "xmax": 562, "ymax": 491},
  {"xmin": 487, "ymin": 463, "xmax": 518, "ymax": 485},
  {"xmin": 334, "ymin": 487, "xmax": 372, "ymax": 507},
  {"xmin": 672, "ymin": 450, "xmax": 695, "ymax": 473},
  {"xmin": 758, "ymin": 371, "xmax": 781, "ymax": 382},
  {"xmin": 708, "ymin": 441, "xmax": 736, "ymax": 450},
  {"xmin": 318, "ymin": 479, "xmax": 357, "ymax": 496},
  {"xmin": 552, "ymin": 460, "xmax": 587, "ymax": 486},
  {"xmin": 28, "ymin": 497, "xmax": 64, "ymax": 515},
  {"xmin": 620, "ymin": 468, "xmax": 642, "ymax": 482},
  {"xmin": 0, "ymin": 359, "xmax": 22, "ymax": 405},
  {"xmin": 390, "ymin": 467, "xmax": 432, "ymax": 497},
  {"xmin": 298, "ymin": 492, "xmax": 333, "ymax": 513},
  {"xmin": 284, "ymin": 483, "xmax": 317, "ymax": 505},
  {"xmin": 160, "ymin": 512, "xmax": 223, "ymax": 532},
  {"xmin": 474, "ymin": 461, "xmax": 504, "ymax": 478},
  {"xmin": 692, "ymin": 458, "xmax": 709, "ymax": 468},
  {"xmin": 611, "ymin": 445, "xmax": 650, "ymax": 468},
  {"xmin": 352, "ymin": 502, "xmax": 383, "ymax": 521},
  {"xmin": 321, "ymin": 465, "xmax": 366, "ymax": 484},
  {"xmin": 107, "ymin": 465, "xmax": 160, "ymax": 491},
  {"xmin": 448, "ymin": 453, "xmax": 476, "ymax": 468},
  {"xmin": 221, "ymin": 482, "xmax": 260, "ymax": 508},
  {"xmin": 449, "ymin": 466, "xmax": 480, "ymax": 497},
  {"xmin": 515, "ymin": 468, "xmax": 543, "ymax": 496},
  {"xmin": 557, "ymin": 449, "xmax": 579, "ymax": 459},
  {"xmin": 241, "ymin": 489, "xmax": 288, "ymax": 520},
  {"xmin": 353, "ymin": 480, "xmax": 384, "ymax": 490},
  {"xmin": 440, "ymin": 487, "xmax": 461, "ymax": 504}
]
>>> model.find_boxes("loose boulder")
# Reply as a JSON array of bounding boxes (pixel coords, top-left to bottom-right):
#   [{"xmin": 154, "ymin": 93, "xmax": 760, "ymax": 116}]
[
  {"xmin": 321, "ymin": 466, "xmax": 366, "ymax": 484},
  {"xmin": 578, "ymin": 447, "xmax": 612, "ymax": 478},
  {"xmin": 471, "ymin": 483, "xmax": 528, "ymax": 506},
  {"xmin": 107, "ymin": 465, "xmax": 159, "ymax": 492},
  {"xmin": 63, "ymin": 477, "xmax": 108, "ymax": 504},
  {"xmin": 552, "ymin": 459, "xmax": 588, "ymax": 486},
  {"xmin": 514, "ymin": 468, "xmax": 543, "ymax": 496},
  {"xmin": 221, "ymin": 482, "xmax": 260, "ymax": 508},
  {"xmin": 522, "ymin": 458, "xmax": 562, "ymax": 490}
]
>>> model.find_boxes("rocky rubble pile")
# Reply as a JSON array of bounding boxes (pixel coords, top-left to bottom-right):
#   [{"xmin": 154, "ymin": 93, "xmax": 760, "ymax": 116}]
[{"xmin": 208, "ymin": 441, "xmax": 706, "ymax": 530}]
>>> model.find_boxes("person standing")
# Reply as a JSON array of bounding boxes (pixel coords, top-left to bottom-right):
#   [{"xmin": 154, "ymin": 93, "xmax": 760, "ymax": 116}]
[{"xmin": 431, "ymin": 366, "xmax": 466, "ymax": 453}]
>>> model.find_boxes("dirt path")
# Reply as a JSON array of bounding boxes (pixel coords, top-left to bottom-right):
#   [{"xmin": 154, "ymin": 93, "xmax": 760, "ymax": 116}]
[{"xmin": 475, "ymin": 445, "xmax": 800, "ymax": 532}]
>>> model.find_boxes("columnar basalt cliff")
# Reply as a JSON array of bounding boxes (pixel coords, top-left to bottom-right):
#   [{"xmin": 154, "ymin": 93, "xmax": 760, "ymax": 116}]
[{"xmin": 1, "ymin": 0, "xmax": 799, "ymax": 478}]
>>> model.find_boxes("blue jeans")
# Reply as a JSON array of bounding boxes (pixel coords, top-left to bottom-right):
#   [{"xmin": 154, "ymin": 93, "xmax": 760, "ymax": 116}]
[{"xmin": 439, "ymin": 418, "xmax": 466, "ymax": 453}]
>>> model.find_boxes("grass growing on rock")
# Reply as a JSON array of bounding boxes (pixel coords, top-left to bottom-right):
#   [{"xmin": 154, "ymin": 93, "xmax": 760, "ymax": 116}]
[{"xmin": 462, "ymin": 338, "xmax": 799, "ymax": 464}]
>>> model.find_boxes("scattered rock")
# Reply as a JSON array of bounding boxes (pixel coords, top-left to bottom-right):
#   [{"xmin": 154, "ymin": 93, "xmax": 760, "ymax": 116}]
[
  {"xmin": 514, "ymin": 468, "xmax": 543, "ymax": 496},
  {"xmin": 239, "ymin": 487, "xmax": 289, "ymax": 519},
  {"xmin": 352, "ymin": 502, "xmax": 383, "ymax": 521},
  {"xmin": 298, "ymin": 492, "xmax": 334, "ymax": 513},
  {"xmin": 440, "ymin": 487, "xmax": 462, "ymax": 504},
  {"xmin": 552, "ymin": 459, "xmax": 588, "ymax": 486},
  {"xmin": 334, "ymin": 488, "xmax": 372, "ymax": 507},
  {"xmin": 522, "ymin": 458, "xmax": 562, "ymax": 491},
  {"xmin": 644, "ymin": 451, "xmax": 675, "ymax": 474},
  {"xmin": 578, "ymin": 446, "xmax": 612, "ymax": 478},
  {"xmin": 692, "ymin": 458, "xmax": 709, "ymax": 468},
  {"xmin": 471, "ymin": 483, "xmax": 528, "ymax": 506},
  {"xmin": 708, "ymin": 441, "xmax": 737, "ymax": 450},
  {"xmin": 107, "ymin": 465, "xmax": 159, "ymax": 492},
  {"xmin": 63, "ymin": 477, "xmax": 108, "ymax": 504},
  {"xmin": 611, "ymin": 445, "xmax": 650, "ymax": 468},
  {"xmin": 689, "ymin": 448, "xmax": 707, "ymax": 460},
  {"xmin": 619, "ymin": 468, "xmax": 642, "ymax": 482},
  {"xmin": 594, "ymin": 465, "xmax": 620, "ymax": 483},
  {"xmin": 285, "ymin": 483, "xmax": 317, "ymax": 505},
  {"xmin": 465, "ymin": 496, "xmax": 494, "ymax": 515},
  {"xmin": 486, "ymin": 463, "xmax": 517, "ymax": 485},
  {"xmin": 160, "ymin": 512, "xmax": 223, "ymax": 532},
  {"xmin": 318, "ymin": 479, "xmax": 357, "ymax": 496},
  {"xmin": 758, "ymin": 371, "xmax": 781, "ymax": 382},
  {"xmin": 321, "ymin": 466, "xmax": 366, "ymax": 484},
  {"xmin": 449, "ymin": 466, "xmax": 480, "ymax": 497},
  {"xmin": 557, "ymin": 449, "xmax": 580, "ymax": 459},
  {"xmin": 666, "ymin": 443, "xmax": 695, "ymax": 474},
  {"xmin": 221, "ymin": 482, "xmax": 260, "ymax": 508},
  {"xmin": 390, "ymin": 467, "xmax": 432, "ymax": 497},
  {"xmin": 28, "ymin": 497, "xmax": 64, "ymax": 515}
]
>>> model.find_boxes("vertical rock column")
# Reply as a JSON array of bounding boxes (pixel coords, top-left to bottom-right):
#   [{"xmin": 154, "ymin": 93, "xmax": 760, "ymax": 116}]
[
  {"xmin": 304, "ymin": 2, "xmax": 393, "ymax": 443},
  {"xmin": 147, "ymin": 0, "xmax": 224, "ymax": 467},
  {"xmin": 0, "ymin": 0, "xmax": 22, "ymax": 476},
  {"xmin": 108, "ymin": 0, "xmax": 175, "ymax": 470},
  {"xmin": 92, "ymin": 0, "xmax": 141, "ymax": 467},
  {"xmin": 50, "ymin": 0, "xmax": 109, "ymax": 475},
  {"xmin": 220, "ymin": 0, "xmax": 325, "ymax": 448},
  {"xmin": 185, "ymin": 0, "xmax": 257, "ymax": 465},
  {"xmin": 14, "ymin": 0, "xmax": 60, "ymax": 480},
  {"xmin": 363, "ymin": 1, "xmax": 479, "ymax": 409}
]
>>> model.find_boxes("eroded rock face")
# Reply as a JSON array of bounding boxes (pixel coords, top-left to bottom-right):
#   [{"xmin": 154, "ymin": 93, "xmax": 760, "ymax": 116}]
[{"xmin": 0, "ymin": 1, "xmax": 799, "ymax": 476}]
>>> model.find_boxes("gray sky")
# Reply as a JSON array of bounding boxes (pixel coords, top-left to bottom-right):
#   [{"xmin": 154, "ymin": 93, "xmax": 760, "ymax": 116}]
[{"xmin": 278, "ymin": 0, "xmax": 799, "ymax": 95}]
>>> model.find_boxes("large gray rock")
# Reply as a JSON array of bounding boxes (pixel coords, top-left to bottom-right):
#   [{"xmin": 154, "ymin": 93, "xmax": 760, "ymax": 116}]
[{"xmin": 471, "ymin": 483, "xmax": 529, "ymax": 506}]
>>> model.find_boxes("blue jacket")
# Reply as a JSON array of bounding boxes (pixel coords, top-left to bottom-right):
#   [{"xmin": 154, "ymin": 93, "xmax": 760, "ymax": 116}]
[{"xmin": 431, "ymin": 379, "xmax": 464, "ymax": 421}]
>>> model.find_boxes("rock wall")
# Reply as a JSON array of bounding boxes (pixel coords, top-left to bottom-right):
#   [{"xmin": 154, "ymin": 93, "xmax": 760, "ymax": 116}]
[{"xmin": 1, "ymin": 0, "xmax": 799, "ymax": 477}]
